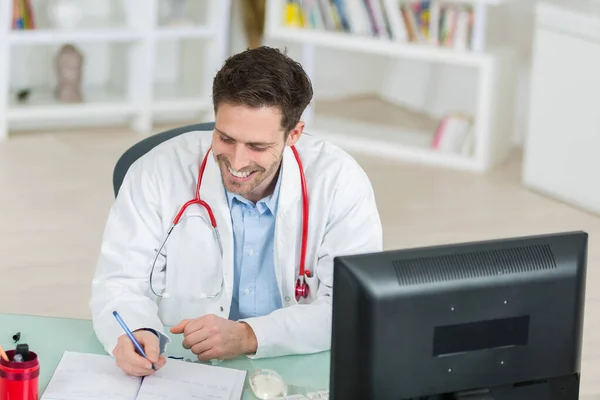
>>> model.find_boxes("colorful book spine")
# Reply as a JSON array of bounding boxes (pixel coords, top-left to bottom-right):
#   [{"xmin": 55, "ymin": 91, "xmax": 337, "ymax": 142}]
[
  {"xmin": 12, "ymin": 0, "xmax": 36, "ymax": 30},
  {"xmin": 281, "ymin": 0, "xmax": 479, "ymax": 51}
]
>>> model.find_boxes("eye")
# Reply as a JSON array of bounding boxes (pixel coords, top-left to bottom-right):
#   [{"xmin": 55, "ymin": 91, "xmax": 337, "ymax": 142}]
[
  {"xmin": 220, "ymin": 136, "xmax": 235, "ymax": 144},
  {"xmin": 249, "ymin": 144, "xmax": 268, "ymax": 152}
]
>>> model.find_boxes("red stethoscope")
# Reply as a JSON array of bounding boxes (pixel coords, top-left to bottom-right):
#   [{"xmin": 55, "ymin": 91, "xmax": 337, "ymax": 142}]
[{"xmin": 149, "ymin": 146, "xmax": 311, "ymax": 301}]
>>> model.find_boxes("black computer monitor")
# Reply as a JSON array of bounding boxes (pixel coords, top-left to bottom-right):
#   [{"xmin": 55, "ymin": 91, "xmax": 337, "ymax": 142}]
[{"xmin": 330, "ymin": 231, "xmax": 587, "ymax": 400}]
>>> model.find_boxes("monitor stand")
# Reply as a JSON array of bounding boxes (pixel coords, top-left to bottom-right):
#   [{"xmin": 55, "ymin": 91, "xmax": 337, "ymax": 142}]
[{"xmin": 452, "ymin": 373, "xmax": 579, "ymax": 400}]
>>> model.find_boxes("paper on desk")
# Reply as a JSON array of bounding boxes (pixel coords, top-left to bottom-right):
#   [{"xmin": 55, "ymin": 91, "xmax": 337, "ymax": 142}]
[
  {"xmin": 40, "ymin": 351, "xmax": 246, "ymax": 400},
  {"xmin": 41, "ymin": 351, "xmax": 141, "ymax": 400},
  {"xmin": 137, "ymin": 358, "xmax": 246, "ymax": 400}
]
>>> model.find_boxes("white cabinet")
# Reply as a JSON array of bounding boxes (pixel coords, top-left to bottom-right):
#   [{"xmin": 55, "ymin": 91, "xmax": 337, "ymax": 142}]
[
  {"xmin": 264, "ymin": 0, "xmax": 519, "ymax": 172},
  {"xmin": 0, "ymin": 0, "xmax": 231, "ymax": 141},
  {"xmin": 523, "ymin": 0, "xmax": 600, "ymax": 214}
]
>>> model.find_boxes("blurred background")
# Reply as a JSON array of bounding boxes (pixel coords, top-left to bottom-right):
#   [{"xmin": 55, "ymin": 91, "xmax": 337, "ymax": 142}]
[{"xmin": 2, "ymin": 0, "xmax": 600, "ymax": 394}]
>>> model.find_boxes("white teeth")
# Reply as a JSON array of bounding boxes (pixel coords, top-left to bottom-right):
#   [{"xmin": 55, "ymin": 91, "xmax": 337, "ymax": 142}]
[{"xmin": 228, "ymin": 166, "xmax": 251, "ymax": 178}]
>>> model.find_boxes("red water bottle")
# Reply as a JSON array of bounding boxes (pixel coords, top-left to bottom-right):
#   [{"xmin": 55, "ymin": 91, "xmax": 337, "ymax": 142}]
[{"xmin": 0, "ymin": 344, "xmax": 39, "ymax": 400}]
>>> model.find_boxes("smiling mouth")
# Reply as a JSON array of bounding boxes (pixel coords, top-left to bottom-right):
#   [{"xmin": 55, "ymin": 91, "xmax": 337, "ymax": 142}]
[{"xmin": 227, "ymin": 165, "xmax": 256, "ymax": 181}]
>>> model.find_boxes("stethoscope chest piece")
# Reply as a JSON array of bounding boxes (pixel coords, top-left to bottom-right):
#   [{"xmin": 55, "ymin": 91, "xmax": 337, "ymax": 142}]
[{"xmin": 295, "ymin": 270, "xmax": 311, "ymax": 301}]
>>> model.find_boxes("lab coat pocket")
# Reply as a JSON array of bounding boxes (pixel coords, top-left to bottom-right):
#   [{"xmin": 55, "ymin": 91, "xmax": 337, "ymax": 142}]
[{"xmin": 164, "ymin": 214, "xmax": 223, "ymax": 302}]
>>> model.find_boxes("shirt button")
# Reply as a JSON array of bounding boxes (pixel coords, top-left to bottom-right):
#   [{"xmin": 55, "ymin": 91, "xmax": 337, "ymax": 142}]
[
  {"xmin": 244, "ymin": 289, "xmax": 250, "ymax": 296},
  {"xmin": 248, "ymin": 248, "xmax": 254, "ymax": 256},
  {"xmin": 285, "ymin": 296, "xmax": 291, "ymax": 302}
]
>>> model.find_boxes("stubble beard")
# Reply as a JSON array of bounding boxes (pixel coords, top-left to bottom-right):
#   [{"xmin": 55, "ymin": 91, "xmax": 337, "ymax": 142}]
[{"xmin": 217, "ymin": 153, "xmax": 283, "ymax": 198}]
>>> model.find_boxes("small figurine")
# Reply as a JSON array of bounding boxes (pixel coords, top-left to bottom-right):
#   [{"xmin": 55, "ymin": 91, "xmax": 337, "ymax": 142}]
[{"xmin": 55, "ymin": 44, "xmax": 84, "ymax": 103}]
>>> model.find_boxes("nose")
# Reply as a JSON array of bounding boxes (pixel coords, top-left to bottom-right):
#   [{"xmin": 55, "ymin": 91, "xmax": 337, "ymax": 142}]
[{"xmin": 229, "ymin": 144, "xmax": 250, "ymax": 171}]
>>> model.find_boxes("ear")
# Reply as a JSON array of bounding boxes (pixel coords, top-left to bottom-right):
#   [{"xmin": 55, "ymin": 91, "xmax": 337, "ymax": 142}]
[{"xmin": 285, "ymin": 121, "xmax": 304, "ymax": 147}]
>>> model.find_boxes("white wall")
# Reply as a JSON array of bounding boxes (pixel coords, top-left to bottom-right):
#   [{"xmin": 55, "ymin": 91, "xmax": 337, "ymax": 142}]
[{"xmin": 492, "ymin": 0, "xmax": 537, "ymax": 145}]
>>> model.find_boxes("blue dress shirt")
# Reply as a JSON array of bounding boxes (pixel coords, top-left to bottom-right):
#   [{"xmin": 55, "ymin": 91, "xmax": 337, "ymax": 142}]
[{"xmin": 226, "ymin": 171, "xmax": 283, "ymax": 321}]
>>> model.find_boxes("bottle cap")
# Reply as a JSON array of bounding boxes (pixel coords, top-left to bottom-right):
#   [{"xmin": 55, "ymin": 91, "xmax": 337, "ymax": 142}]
[{"xmin": 15, "ymin": 344, "xmax": 29, "ymax": 359}]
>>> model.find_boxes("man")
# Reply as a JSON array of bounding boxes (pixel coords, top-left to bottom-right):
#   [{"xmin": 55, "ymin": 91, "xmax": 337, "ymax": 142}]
[{"xmin": 89, "ymin": 46, "xmax": 383, "ymax": 377}]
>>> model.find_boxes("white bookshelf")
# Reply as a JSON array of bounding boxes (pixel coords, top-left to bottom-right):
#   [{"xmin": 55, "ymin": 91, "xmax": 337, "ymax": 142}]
[
  {"xmin": 0, "ymin": 0, "xmax": 231, "ymax": 141},
  {"xmin": 264, "ymin": 0, "xmax": 518, "ymax": 172}
]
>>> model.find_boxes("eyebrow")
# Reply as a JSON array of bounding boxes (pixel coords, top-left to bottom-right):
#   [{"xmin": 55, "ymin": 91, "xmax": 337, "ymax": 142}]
[{"xmin": 214, "ymin": 127, "xmax": 277, "ymax": 147}]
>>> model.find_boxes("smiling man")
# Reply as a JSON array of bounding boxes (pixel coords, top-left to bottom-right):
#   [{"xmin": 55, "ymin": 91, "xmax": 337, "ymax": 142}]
[
  {"xmin": 89, "ymin": 46, "xmax": 383, "ymax": 377},
  {"xmin": 212, "ymin": 107, "xmax": 285, "ymax": 203}
]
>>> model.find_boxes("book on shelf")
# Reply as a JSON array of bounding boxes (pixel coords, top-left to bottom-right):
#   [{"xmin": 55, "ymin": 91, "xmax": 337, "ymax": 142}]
[
  {"xmin": 432, "ymin": 112, "xmax": 474, "ymax": 156},
  {"xmin": 283, "ymin": 0, "xmax": 481, "ymax": 51},
  {"xmin": 12, "ymin": 0, "xmax": 36, "ymax": 30}
]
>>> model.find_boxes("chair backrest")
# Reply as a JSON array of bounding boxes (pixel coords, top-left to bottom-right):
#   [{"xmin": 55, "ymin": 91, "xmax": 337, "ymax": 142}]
[{"xmin": 113, "ymin": 122, "xmax": 215, "ymax": 197}]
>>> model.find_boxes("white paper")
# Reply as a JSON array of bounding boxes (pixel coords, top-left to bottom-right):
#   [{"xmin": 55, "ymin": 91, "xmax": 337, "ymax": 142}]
[
  {"xmin": 41, "ymin": 352, "xmax": 142, "ymax": 400},
  {"xmin": 137, "ymin": 358, "xmax": 246, "ymax": 400},
  {"xmin": 41, "ymin": 352, "xmax": 246, "ymax": 400}
]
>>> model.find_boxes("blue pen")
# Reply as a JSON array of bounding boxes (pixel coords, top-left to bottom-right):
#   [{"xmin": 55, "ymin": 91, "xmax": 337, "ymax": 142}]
[{"xmin": 112, "ymin": 311, "xmax": 156, "ymax": 371}]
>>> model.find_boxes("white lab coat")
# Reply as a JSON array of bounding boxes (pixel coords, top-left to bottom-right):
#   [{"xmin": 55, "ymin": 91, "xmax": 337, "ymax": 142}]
[{"xmin": 89, "ymin": 130, "xmax": 383, "ymax": 359}]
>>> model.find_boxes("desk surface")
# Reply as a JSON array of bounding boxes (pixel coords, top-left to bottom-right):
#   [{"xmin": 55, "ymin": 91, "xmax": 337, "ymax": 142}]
[{"xmin": 0, "ymin": 313, "xmax": 330, "ymax": 399}]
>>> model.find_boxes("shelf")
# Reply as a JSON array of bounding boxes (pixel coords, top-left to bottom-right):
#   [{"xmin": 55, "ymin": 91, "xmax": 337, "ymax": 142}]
[
  {"xmin": 0, "ymin": 0, "xmax": 232, "ymax": 140},
  {"xmin": 307, "ymin": 96, "xmax": 480, "ymax": 171},
  {"xmin": 7, "ymin": 87, "xmax": 135, "ymax": 121},
  {"xmin": 9, "ymin": 29, "xmax": 143, "ymax": 45},
  {"xmin": 157, "ymin": 0, "xmax": 213, "ymax": 28},
  {"xmin": 152, "ymin": 83, "xmax": 211, "ymax": 113},
  {"xmin": 154, "ymin": 26, "xmax": 214, "ymax": 40},
  {"xmin": 258, "ymin": 0, "xmax": 516, "ymax": 172},
  {"xmin": 268, "ymin": 27, "xmax": 491, "ymax": 67},
  {"xmin": 308, "ymin": 126, "xmax": 480, "ymax": 171}
]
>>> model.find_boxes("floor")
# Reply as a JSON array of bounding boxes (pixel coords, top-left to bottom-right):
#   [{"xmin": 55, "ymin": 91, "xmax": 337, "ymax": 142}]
[{"xmin": 1, "ymin": 126, "xmax": 600, "ymax": 397}]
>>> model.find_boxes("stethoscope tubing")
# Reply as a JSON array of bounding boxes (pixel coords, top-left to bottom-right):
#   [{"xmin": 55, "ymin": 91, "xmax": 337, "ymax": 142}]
[{"xmin": 148, "ymin": 145, "xmax": 310, "ymax": 300}]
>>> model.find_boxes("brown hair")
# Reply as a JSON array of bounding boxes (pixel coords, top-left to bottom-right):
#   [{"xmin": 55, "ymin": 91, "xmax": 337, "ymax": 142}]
[{"xmin": 212, "ymin": 46, "xmax": 313, "ymax": 136}]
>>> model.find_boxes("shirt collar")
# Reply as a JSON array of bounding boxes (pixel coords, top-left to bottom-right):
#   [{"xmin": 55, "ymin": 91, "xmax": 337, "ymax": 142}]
[{"xmin": 225, "ymin": 164, "xmax": 283, "ymax": 215}]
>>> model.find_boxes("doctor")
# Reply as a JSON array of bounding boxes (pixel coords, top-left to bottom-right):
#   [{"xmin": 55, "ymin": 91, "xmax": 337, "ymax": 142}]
[{"xmin": 90, "ymin": 46, "xmax": 383, "ymax": 377}]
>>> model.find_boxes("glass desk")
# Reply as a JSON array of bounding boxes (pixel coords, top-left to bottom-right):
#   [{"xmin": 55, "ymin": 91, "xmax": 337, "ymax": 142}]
[{"xmin": 0, "ymin": 313, "xmax": 331, "ymax": 399}]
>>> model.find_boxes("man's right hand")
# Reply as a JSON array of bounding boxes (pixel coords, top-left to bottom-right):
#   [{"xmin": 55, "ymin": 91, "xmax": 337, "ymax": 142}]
[{"xmin": 112, "ymin": 330, "xmax": 166, "ymax": 376}]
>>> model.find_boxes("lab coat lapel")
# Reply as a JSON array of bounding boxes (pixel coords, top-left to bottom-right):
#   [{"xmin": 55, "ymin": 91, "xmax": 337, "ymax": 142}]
[
  {"xmin": 200, "ymin": 151, "xmax": 235, "ymax": 298},
  {"xmin": 275, "ymin": 146, "xmax": 302, "ymax": 301}
]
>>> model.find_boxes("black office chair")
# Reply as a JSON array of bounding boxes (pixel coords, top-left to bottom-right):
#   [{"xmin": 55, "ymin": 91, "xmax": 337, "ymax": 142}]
[{"xmin": 112, "ymin": 122, "xmax": 215, "ymax": 198}]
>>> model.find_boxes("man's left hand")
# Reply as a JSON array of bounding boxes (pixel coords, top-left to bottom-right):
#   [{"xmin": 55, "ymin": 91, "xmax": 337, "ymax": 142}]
[{"xmin": 170, "ymin": 314, "xmax": 258, "ymax": 361}]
